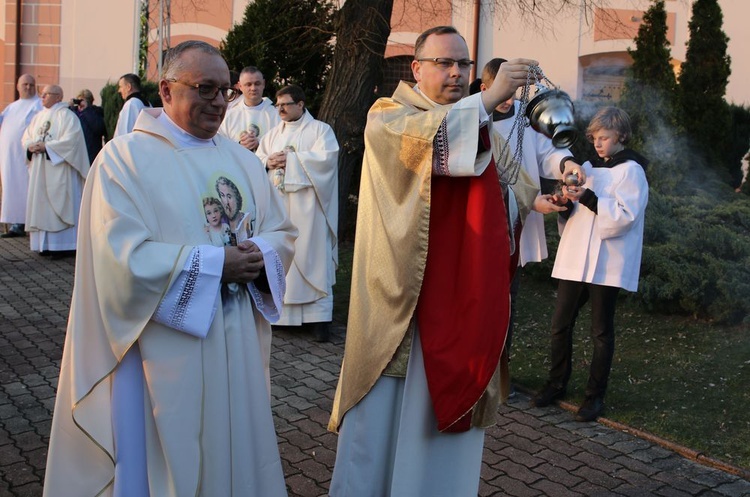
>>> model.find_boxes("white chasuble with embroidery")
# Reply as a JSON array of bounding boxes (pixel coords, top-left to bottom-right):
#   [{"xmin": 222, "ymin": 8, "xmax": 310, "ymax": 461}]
[
  {"xmin": 22, "ymin": 102, "xmax": 88, "ymax": 243},
  {"xmin": 43, "ymin": 109, "xmax": 296, "ymax": 497}
]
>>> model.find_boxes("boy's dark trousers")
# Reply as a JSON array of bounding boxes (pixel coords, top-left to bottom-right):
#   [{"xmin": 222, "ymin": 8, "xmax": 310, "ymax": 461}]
[{"xmin": 548, "ymin": 279, "xmax": 620, "ymax": 399}]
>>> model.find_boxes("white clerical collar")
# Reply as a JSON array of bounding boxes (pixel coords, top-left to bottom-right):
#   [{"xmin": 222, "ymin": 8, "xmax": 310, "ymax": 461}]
[
  {"xmin": 243, "ymin": 98, "xmax": 266, "ymax": 110},
  {"xmin": 282, "ymin": 110, "xmax": 307, "ymax": 130},
  {"xmin": 413, "ymin": 85, "xmax": 489, "ymax": 122},
  {"xmin": 413, "ymin": 85, "xmax": 442, "ymax": 107},
  {"xmin": 49, "ymin": 102, "xmax": 68, "ymax": 111},
  {"xmin": 157, "ymin": 111, "xmax": 216, "ymax": 149},
  {"xmin": 413, "ymin": 85, "xmax": 463, "ymax": 109}
]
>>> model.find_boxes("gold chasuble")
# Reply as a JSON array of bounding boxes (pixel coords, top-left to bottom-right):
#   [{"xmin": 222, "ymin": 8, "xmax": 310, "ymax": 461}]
[{"xmin": 330, "ymin": 82, "xmax": 513, "ymax": 433}]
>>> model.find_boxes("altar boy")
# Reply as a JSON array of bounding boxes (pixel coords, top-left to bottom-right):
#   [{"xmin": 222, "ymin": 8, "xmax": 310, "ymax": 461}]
[{"xmin": 532, "ymin": 106, "xmax": 649, "ymax": 422}]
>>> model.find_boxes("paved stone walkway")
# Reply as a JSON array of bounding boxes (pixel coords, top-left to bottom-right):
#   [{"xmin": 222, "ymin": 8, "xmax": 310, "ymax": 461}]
[{"xmin": 1, "ymin": 236, "xmax": 749, "ymax": 496}]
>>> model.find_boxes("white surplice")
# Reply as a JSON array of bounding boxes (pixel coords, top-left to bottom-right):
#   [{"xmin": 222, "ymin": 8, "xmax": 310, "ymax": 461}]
[
  {"xmin": 113, "ymin": 96, "xmax": 146, "ymax": 137},
  {"xmin": 256, "ymin": 110, "xmax": 339, "ymax": 325},
  {"xmin": 42, "ymin": 108, "xmax": 297, "ymax": 497},
  {"xmin": 553, "ymin": 157, "xmax": 648, "ymax": 292},
  {"xmin": 0, "ymin": 95, "xmax": 42, "ymax": 224},
  {"xmin": 22, "ymin": 102, "xmax": 89, "ymax": 251},
  {"xmin": 218, "ymin": 97, "xmax": 280, "ymax": 145}
]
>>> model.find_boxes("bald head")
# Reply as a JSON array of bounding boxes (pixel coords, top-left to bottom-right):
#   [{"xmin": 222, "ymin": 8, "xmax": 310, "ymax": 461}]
[
  {"xmin": 41, "ymin": 85, "xmax": 63, "ymax": 109},
  {"xmin": 17, "ymin": 74, "xmax": 36, "ymax": 100}
]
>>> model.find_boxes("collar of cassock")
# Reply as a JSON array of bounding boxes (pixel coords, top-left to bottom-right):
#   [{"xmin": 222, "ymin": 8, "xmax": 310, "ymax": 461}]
[{"xmin": 590, "ymin": 148, "xmax": 649, "ymax": 170}]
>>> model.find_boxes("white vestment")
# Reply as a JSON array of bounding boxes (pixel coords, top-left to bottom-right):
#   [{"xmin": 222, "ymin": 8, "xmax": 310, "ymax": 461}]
[
  {"xmin": 218, "ymin": 97, "xmax": 280, "ymax": 147},
  {"xmin": 113, "ymin": 96, "xmax": 146, "ymax": 136},
  {"xmin": 256, "ymin": 110, "xmax": 339, "ymax": 325},
  {"xmin": 492, "ymin": 100, "xmax": 571, "ymax": 266},
  {"xmin": 22, "ymin": 102, "xmax": 89, "ymax": 251},
  {"xmin": 0, "ymin": 95, "xmax": 42, "ymax": 223},
  {"xmin": 330, "ymin": 327, "xmax": 485, "ymax": 497},
  {"xmin": 42, "ymin": 109, "xmax": 297, "ymax": 497}
]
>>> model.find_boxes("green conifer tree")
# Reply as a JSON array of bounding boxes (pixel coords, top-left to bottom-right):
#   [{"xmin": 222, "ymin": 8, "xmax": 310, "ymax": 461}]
[
  {"xmin": 220, "ymin": 0, "xmax": 335, "ymax": 114},
  {"xmin": 678, "ymin": 0, "xmax": 731, "ymax": 171},
  {"xmin": 620, "ymin": 0, "xmax": 676, "ymax": 149}
]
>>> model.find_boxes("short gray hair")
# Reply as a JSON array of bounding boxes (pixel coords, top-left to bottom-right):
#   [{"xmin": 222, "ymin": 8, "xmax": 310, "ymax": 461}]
[{"xmin": 162, "ymin": 40, "xmax": 222, "ymax": 80}]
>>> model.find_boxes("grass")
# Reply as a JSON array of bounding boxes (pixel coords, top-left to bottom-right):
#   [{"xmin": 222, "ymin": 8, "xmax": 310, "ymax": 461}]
[
  {"xmin": 332, "ymin": 241, "xmax": 354, "ymax": 326},
  {"xmin": 511, "ymin": 271, "xmax": 750, "ymax": 470},
  {"xmin": 333, "ymin": 242, "xmax": 750, "ymax": 470}
]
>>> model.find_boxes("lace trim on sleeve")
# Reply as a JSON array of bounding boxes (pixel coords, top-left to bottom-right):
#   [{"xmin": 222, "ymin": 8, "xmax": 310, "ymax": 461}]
[{"xmin": 432, "ymin": 117, "xmax": 450, "ymax": 176}]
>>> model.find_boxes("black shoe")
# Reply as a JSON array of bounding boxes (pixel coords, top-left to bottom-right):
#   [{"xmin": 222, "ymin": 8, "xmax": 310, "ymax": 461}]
[
  {"xmin": 507, "ymin": 385, "xmax": 517, "ymax": 400},
  {"xmin": 531, "ymin": 383, "xmax": 566, "ymax": 408},
  {"xmin": 50, "ymin": 250, "xmax": 76, "ymax": 260},
  {"xmin": 311, "ymin": 322, "xmax": 330, "ymax": 342},
  {"xmin": 575, "ymin": 396, "xmax": 604, "ymax": 422},
  {"xmin": 0, "ymin": 230, "xmax": 23, "ymax": 238}
]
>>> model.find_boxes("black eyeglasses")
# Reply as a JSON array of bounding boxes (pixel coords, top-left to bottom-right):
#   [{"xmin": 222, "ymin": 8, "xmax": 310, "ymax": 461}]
[
  {"xmin": 416, "ymin": 57, "xmax": 475, "ymax": 70},
  {"xmin": 167, "ymin": 79, "xmax": 239, "ymax": 102},
  {"xmin": 275, "ymin": 101, "xmax": 299, "ymax": 109}
]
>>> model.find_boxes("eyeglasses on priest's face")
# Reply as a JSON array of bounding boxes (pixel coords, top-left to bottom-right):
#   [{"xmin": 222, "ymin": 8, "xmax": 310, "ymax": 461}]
[
  {"xmin": 416, "ymin": 57, "xmax": 475, "ymax": 70},
  {"xmin": 275, "ymin": 101, "xmax": 300, "ymax": 109},
  {"xmin": 166, "ymin": 79, "xmax": 239, "ymax": 102}
]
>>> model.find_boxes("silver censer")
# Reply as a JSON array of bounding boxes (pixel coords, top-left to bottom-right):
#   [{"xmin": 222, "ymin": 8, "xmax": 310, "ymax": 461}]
[{"xmin": 524, "ymin": 83, "xmax": 578, "ymax": 149}]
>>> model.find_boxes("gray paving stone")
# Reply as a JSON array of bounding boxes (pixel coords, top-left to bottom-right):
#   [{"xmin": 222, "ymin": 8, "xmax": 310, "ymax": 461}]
[
  {"xmin": 612, "ymin": 453, "xmax": 663, "ymax": 477},
  {"xmin": 285, "ymin": 473, "xmax": 326, "ymax": 497},
  {"xmin": 532, "ymin": 461, "xmax": 586, "ymax": 487},
  {"xmin": 577, "ymin": 437, "xmax": 622, "ymax": 459},
  {"xmin": 482, "ymin": 443, "xmax": 511, "ymax": 466},
  {"xmin": 2, "ymin": 416, "xmax": 32, "ymax": 435},
  {"xmin": 653, "ymin": 486, "xmax": 696, "ymax": 497},
  {"xmin": 570, "ymin": 481, "xmax": 621, "ymax": 496},
  {"xmin": 573, "ymin": 450, "xmax": 626, "ymax": 474},
  {"xmin": 571, "ymin": 465, "xmax": 625, "ymax": 490},
  {"xmin": 10, "ymin": 430, "xmax": 45, "ymax": 452},
  {"xmin": 498, "ymin": 459, "xmax": 546, "ymax": 485},
  {"xmin": 713, "ymin": 478, "xmax": 750, "ymax": 496},
  {"xmin": 531, "ymin": 478, "xmax": 586, "ymax": 497},
  {"xmin": 499, "ymin": 446, "xmax": 547, "ymax": 469},
  {"xmin": 290, "ymin": 384, "xmax": 325, "ymax": 402},
  {"xmin": 610, "ymin": 467, "xmax": 665, "ymax": 493},
  {"xmin": 628, "ymin": 445, "xmax": 681, "ymax": 464},
  {"xmin": 534, "ymin": 448, "xmax": 586, "ymax": 472},
  {"xmin": 686, "ymin": 466, "xmax": 740, "ymax": 487},
  {"xmin": 486, "ymin": 474, "xmax": 545, "ymax": 497}
]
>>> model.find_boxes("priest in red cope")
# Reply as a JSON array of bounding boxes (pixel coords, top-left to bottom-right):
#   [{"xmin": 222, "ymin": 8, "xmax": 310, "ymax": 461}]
[{"xmin": 328, "ymin": 26, "xmax": 576, "ymax": 496}]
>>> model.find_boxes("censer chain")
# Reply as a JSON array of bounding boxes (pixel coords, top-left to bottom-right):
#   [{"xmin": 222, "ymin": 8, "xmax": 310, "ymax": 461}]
[{"xmin": 496, "ymin": 64, "xmax": 556, "ymax": 186}]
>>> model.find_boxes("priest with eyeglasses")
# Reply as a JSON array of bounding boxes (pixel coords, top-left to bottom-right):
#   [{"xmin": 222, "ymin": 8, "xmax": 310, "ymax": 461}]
[
  {"xmin": 329, "ymin": 25, "xmax": 548, "ymax": 496},
  {"xmin": 43, "ymin": 40, "xmax": 296, "ymax": 497}
]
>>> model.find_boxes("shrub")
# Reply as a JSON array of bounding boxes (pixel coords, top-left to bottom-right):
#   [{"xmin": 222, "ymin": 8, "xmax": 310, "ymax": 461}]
[{"xmin": 632, "ymin": 185, "xmax": 750, "ymax": 324}]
